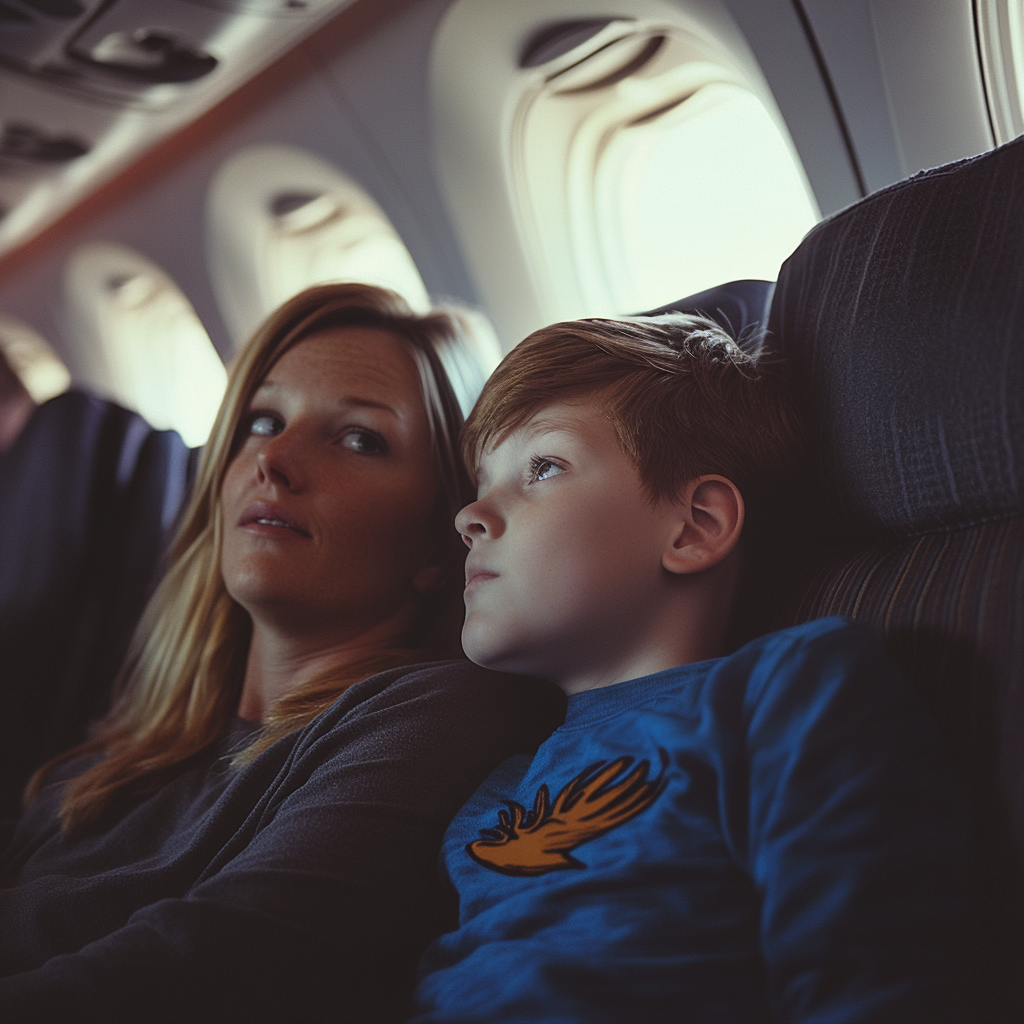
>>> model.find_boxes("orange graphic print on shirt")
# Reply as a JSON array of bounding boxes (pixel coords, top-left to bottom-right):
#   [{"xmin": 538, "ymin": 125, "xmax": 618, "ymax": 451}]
[{"xmin": 466, "ymin": 751, "xmax": 668, "ymax": 876}]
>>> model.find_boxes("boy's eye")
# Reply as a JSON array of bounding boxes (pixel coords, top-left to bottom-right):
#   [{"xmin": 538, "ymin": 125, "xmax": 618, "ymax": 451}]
[
  {"xmin": 341, "ymin": 429, "xmax": 387, "ymax": 455},
  {"xmin": 250, "ymin": 413, "xmax": 283, "ymax": 437},
  {"xmin": 529, "ymin": 456, "xmax": 565, "ymax": 483}
]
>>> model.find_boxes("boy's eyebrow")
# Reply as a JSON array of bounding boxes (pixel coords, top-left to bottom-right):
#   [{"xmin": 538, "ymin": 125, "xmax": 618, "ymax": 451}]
[
  {"xmin": 520, "ymin": 413, "xmax": 599, "ymax": 449},
  {"xmin": 475, "ymin": 410, "xmax": 600, "ymax": 484}
]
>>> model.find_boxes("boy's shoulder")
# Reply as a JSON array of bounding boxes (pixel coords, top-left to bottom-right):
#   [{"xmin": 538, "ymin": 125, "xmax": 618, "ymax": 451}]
[
  {"xmin": 551, "ymin": 618, "xmax": 885, "ymax": 734},
  {"xmin": 723, "ymin": 616, "xmax": 885, "ymax": 695},
  {"xmin": 735, "ymin": 615, "xmax": 872, "ymax": 658},
  {"xmin": 715, "ymin": 616, "xmax": 929, "ymax": 754}
]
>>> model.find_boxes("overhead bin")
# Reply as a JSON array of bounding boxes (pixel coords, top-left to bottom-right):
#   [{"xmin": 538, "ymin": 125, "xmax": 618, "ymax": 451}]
[
  {"xmin": 0, "ymin": 70, "xmax": 113, "ymax": 235},
  {"xmin": 1, "ymin": 0, "xmax": 231, "ymax": 104},
  {"xmin": 0, "ymin": 0, "xmax": 352, "ymax": 255},
  {"xmin": 0, "ymin": 0, "xmax": 347, "ymax": 107}
]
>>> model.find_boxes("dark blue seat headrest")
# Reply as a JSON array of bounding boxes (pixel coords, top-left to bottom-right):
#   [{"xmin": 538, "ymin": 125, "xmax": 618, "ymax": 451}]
[
  {"xmin": 640, "ymin": 279, "xmax": 775, "ymax": 344},
  {"xmin": 768, "ymin": 136, "xmax": 1024, "ymax": 538}
]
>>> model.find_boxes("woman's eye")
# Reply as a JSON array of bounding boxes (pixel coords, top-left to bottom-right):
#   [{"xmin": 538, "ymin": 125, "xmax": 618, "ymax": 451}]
[
  {"xmin": 341, "ymin": 429, "xmax": 386, "ymax": 455},
  {"xmin": 529, "ymin": 457, "xmax": 565, "ymax": 483},
  {"xmin": 250, "ymin": 413, "xmax": 282, "ymax": 437}
]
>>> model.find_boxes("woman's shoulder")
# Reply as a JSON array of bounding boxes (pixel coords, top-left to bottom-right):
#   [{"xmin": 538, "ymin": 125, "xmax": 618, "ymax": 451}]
[
  {"xmin": 304, "ymin": 658, "xmax": 566, "ymax": 758},
  {"xmin": 377, "ymin": 657, "xmax": 556, "ymax": 695}
]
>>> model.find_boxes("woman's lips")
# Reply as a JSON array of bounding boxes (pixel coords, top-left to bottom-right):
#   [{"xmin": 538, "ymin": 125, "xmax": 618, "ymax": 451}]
[{"xmin": 238, "ymin": 502, "xmax": 311, "ymax": 538}]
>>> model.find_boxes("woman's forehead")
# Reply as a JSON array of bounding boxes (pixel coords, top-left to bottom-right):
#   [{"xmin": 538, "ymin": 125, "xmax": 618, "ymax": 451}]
[{"xmin": 259, "ymin": 327, "xmax": 424, "ymax": 409}]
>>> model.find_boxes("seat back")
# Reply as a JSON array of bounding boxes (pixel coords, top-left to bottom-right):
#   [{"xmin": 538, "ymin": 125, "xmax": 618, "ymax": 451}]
[
  {"xmin": 766, "ymin": 137, "xmax": 1024, "ymax": 1021},
  {"xmin": 0, "ymin": 391, "xmax": 195, "ymax": 818},
  {"xmin": 641, "ymin": 278, "xmax": 775, "ymax": 340}
]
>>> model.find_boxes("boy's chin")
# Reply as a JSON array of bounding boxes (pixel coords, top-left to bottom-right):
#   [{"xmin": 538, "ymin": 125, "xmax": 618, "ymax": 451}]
[
  {"xmin": 461, "ymin": 635, "xmax": 506, "ymax": 672},
  {"xmin": 461, "ymin": 627, "xmax": 540, "ymax": 678}
]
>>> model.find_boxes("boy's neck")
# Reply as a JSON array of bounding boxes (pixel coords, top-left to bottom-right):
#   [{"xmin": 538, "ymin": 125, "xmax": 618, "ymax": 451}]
[
  {"xmin": 553, "ymin": 568, "xmax": 736, "ymax": 697},
  {"xmin": 554, "ymin": 632, "xmax": 723, "ymax": 697}
]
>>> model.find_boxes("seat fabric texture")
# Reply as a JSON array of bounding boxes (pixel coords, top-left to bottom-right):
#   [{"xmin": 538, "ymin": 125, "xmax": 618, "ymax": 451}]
[
  {"xmin": 0, "ymin": 391, "xmax": 195, "ymax": 820},
  {"xmin": 766, "ymin": 135, "xmax": 1024, "ymax": 1022}
]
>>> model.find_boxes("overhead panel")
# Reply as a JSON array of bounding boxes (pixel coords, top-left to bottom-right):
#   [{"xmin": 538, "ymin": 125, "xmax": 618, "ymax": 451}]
[
  {"xmin": 0, "ymin": 0, "xmax": 341, "ymax": 106},
  {"xmin": 0, "ymin": 0, "xmax": 352, "ymax": 255},
  {"xmin": 0, "ymin": 71, "xmax": 116, "ymax": 233}
]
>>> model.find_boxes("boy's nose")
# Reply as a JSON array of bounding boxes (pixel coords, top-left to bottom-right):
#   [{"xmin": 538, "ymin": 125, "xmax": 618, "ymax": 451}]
[{"xmin": 455, "ymin": 500, "xmax": 491, "ymax": 544}]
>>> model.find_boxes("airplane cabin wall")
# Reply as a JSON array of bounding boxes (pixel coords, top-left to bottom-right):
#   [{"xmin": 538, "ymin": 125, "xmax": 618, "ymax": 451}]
[
  {"xmin": 799, "ymin": 1, "xmax": 993, "ymax": 191},
  {"xmin": 0, "ymin": 0, "xmax": 999, "ymax": 399}
]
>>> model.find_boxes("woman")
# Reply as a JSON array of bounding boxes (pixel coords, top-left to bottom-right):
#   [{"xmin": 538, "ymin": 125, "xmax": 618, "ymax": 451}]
[{"xmin": 0, "ymin": 284, "xmax": 563, "ymax": 1023}]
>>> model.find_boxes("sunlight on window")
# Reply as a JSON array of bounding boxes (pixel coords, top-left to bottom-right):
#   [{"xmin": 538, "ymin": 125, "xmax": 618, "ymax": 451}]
[
  {"xmin": 207, "ymin": 145, "xmax": 430, "ymax": 348},
  {"xmin": 0, "ymin": 316, "xmax": 71, "ymax": 403},
  {"xmin": 597, "ymin": 83, "xmax": 819, "ymax": 311},
  {"xmin": 486, "ymin": 14, "xmax": 822, "ymax": 325},
  {"xmin": 65, "ymin": 243, "xmax": 226, "ymax": 447}
]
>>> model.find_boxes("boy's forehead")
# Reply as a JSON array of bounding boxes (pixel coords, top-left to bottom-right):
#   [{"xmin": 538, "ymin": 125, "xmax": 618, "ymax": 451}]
[
  {"xmin": 522, "ymin": 402, "xmax": 603, "ymax": 440},
  {"xmin": 476, "ymin": 400, "xmax": 609, "ymax": 475}
]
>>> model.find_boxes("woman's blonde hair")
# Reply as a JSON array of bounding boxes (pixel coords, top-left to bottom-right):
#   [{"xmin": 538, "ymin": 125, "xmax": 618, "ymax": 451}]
[{"xmin": 28, "ymin": 283, "xmax": 498, "ymax": 833}]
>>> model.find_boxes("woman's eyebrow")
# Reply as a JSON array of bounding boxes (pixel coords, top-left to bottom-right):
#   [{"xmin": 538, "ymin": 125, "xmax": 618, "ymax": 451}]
[
  {"xmin": 336, "ymin": 397, "xmax": 400, "ymax": 416},
  {"xmin": 250, "ymin": 381, "xmax": 398, "ymax": 417}
]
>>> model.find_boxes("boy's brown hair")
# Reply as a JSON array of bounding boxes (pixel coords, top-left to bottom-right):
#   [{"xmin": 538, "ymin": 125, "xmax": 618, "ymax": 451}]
[{"xmin": 465, "ymin": 313, "xmax": 804, "ymax": 523}]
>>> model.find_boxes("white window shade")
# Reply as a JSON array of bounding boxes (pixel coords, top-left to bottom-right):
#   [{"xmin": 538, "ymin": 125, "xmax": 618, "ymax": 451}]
[
  {"xmin": 207, "ymin": 145, "xmax": 430, "ymax": 348},
  {"xmin": 430, "ymin": 2, "xmax": 821, "ymax": 345},
  {"xmin": 977, "ymin": 0, "xmax": 1024, "ymax": 145},
  {"xmin": 513, "ymin": 26, "xmax": 819, "ymax": 318},
  {"xmin": 64, "ymin": 242, "xmax": 227, "ymax": 447},
  {"xmin": 266, "ymin": 211, "xmax": 429, "ymax": 317}
]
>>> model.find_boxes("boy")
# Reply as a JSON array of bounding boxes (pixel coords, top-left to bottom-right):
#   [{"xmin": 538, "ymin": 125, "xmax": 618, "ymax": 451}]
[{"xmin": 412, "ymin": 315, "xmax": 971, "ymax": 1022}]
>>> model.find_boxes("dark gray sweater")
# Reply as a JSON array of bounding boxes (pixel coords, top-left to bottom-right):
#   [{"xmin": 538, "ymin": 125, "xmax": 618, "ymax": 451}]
[{"xmin": 0, "ymin": 660, "xmax": 563, "ymax": 1023}]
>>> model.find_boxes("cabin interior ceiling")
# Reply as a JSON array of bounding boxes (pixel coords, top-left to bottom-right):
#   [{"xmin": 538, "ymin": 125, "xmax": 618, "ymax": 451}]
[
  {"xmin": 0, "ymin": 0, "xmax": 465, "ymax": 368},
  {"xmin": 0, "ymin": 0, "xmax": 357, "ymax": 253},
  {"xmin": 0, "ymin": 0, "xmax": 998, "ymax": 376}
]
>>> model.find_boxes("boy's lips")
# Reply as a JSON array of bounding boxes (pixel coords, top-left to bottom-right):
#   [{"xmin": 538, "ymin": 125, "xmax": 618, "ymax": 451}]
[
  {"xmin": 465, "ymin": 563, "xmax": 499, "ymax": 589},
  {"xmin": 238, "ymin": 501, "xmax": 312, "ymax": 538}
]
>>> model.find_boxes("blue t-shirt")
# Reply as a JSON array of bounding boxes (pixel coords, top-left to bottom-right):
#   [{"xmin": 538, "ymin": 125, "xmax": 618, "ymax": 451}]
[{"xmin": 413, "ymin": 619, "xmax": 971, "ymax": 1023}]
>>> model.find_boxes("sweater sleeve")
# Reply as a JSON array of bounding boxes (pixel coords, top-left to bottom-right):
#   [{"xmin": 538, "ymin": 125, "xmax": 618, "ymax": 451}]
[
  {"xmin": 0, "ymin": 662, "xmax": 563, "ymax": 1024},
  {"xmin": 741, "ymin": 620, "xmax": 973, "ymax": 1024}
]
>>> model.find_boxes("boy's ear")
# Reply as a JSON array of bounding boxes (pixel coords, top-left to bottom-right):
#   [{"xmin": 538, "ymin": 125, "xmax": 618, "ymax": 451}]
[{"xmin": 662, "ymin": 476, "xmax": 744, "ymax": 576}]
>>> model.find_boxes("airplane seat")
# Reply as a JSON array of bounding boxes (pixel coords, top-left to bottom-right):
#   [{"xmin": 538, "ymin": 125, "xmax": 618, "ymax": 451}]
[
  {"xmin": 765, "ymin": 135, "xmax": 1024, "ymax": 1022},
  {"xmin": 0, "ymin": 390, "xmax": 196, "ymax": 821},
  {"xmin": 642, "ymin": 278, "xmax": 775, "ymax": 344}
]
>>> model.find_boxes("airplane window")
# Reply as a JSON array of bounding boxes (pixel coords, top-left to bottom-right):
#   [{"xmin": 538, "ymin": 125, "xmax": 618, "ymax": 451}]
[
  {"xmin": 976, "ymin": 0, "xmax": 1024, "ymax": 145},
  {"xmin": 432, "ymin": 5, "xmax": 820, "ymax": 342},
  {"xmin": 64, "ymin": 242, "xmax": 227, "ymax": 447},
  {"xmin": 207, "ymin": 144, "xmax": 431, "ymax": 347},
  {"xmin": 0, "ymin": 315, "xmax": 70, "ymax": 403},
  {"xmin": 592, "ymin": 81, "xmax": 820, "ymax": 312},
  {"xmin": 513, "ymin": 26, "xmax": 819, "ymax": 316}
]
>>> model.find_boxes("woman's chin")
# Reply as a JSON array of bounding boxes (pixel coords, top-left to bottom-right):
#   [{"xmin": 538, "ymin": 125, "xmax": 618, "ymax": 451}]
[
  {"xmin": 223, "ymin": 568, "xmax": 306, "ymax": 620},
  {"xmin": 222, "ymin": 543, "xmax": 308, "ymax": 600}
]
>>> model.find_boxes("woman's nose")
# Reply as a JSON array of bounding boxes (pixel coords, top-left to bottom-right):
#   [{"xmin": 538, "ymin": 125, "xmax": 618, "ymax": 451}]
[
  {"xmin": 455, "ymin": 499, "xmax": 501, "ymax": 545},
  {"xmin": 255, "ymin": 434, "xmax": 304, "ymax": 491}
]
